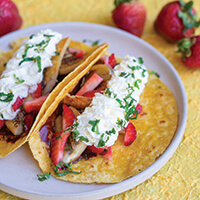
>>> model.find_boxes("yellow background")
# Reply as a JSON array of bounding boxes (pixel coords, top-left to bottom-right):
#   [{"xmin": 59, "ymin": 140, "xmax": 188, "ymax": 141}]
[{"xmin": 1, "ymin": 0, "xmax": 200, "ymax": 199}]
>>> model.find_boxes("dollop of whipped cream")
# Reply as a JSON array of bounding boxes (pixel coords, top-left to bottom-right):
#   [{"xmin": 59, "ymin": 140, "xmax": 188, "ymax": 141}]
[
  {"xmin": 0, "ymin": 29, "xmax": 62, "ymax": 120},
  {"xmin": 75, "ymin": 55, "xmax": 149, "ymax": 147}
]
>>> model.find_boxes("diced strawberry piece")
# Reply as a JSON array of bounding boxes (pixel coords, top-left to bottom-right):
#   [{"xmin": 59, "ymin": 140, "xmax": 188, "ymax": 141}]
[
  {"xmin": 83, "ymin": 90, "xmax": 104, "ymax": 98},
  {"xmin": 12, "ymin": 96, "xmax": 25, "ymax": 112},
  {"xmin": 124, "ymin": 121, "xmax": 137, "ymax": 146},
  {"xmin": 51, "ymin": 130, "xmax": 71, "ymax": 166},
  {"xmin": 62, "ymin": 104, "xmax": 75, "ymax": 130},
  {"xmin": 24, "ymin": 114, "xmax": 34, "ymax": 133},
  {"xmin": 101, "ymin": 54, "xmax": 117, "ymax": 68},
  {"xmin": 24, "ymin": 94, "xmax": 48, "ymax": 113},
  {"xmin": 136, "ymin": 103, "xmax": 142, "ymax": 114},
  {"xmin": 0, "ymin": 120, "xmax": 6, "ymax": 129},
  {"xmin": 102, "ymin": 146, "xmax": 112, "ymax": 161},
  {"xmin": 76, "ymin": 73, "xmax": 103, "ymax": 96},
  {"xmin": 87, "ymin": 145, "xmax": 107, "ymax": 154},
  {"xmin": 67, "ymin": 47, "xmax": 84, "ymax": 59},
  {"xmin": 31, "ymin": 83, "xmax": 42, "ymax": 98}
]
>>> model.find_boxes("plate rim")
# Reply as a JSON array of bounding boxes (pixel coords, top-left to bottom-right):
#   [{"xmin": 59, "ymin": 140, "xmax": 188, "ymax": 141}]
[{"xmin": 0, "ymin": 21, "xmax": 188, "ymax": 200}]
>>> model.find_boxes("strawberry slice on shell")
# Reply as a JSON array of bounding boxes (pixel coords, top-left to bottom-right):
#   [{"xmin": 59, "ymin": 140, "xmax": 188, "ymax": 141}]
[
  {"xmin": 76, "ymin": 73, "xmax": 103, "ymax": 96},
  {"xmin": 83, "ymin": 90, "xmax": 104, "ymax": 98},
  {"xmin": 0, "ymin": 120, "xmax": 6, "ymax": 129},
  {"xmin": 101, "ymin": 54, "xmax": 117, "ymax": 68},
  {"xmin": 24, "ymin": 114, "xmax": 34, "ymax": 133},
  {"xmin": 87, "ymin": 145, "xmax": 112, "ymax": 160},
  {"xmin": 124, "ymin": 121, "xmax": 137, "ymax": 146},
  {"xmin": 12, "ymin": 96, "xmax": 25, "ymax": 112},
  {"xmin": 30, "ymin": 83, "xmax": 42, "ymax": 99},
  {"xmin": 24, "ymin": 94, "xmax": 48, "ymax": 113},
  {"xmin": 51, "ymin": 105, "xmax": 75, "ymax": 166},
  {"xmin": 66, "ymin": 47, "xmax": 84, "ymax": 59}
]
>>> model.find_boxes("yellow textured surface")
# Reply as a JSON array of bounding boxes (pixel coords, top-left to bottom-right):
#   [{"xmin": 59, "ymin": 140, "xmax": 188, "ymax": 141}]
[{"xmin": 0, "ymin": 0, "xmax": 200, "ymax": 199}]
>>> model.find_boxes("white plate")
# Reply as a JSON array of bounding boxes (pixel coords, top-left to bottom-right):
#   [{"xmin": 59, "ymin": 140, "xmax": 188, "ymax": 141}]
[{"xmin": 0, "ymin": 22, "xmax": 187, "ymax": 200}]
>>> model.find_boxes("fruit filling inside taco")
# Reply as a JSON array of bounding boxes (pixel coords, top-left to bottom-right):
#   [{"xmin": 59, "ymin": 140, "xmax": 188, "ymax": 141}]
[{"xmin": 39, "ymin": 54, "xmax": 149, "ymax": 168}]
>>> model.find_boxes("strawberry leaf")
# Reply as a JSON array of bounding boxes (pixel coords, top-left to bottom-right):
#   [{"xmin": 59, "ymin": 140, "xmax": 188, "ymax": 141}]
[{"xmin": 114, "ymin": 0, "xmax": 132, "ymax": 8}]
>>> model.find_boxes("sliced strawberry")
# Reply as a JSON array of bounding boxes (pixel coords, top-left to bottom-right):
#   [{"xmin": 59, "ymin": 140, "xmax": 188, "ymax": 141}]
[
  {"xmin": 136, "ymin": 103, "xmax": 142, "ymax": 114},
  {"xmin": 87, "ymin": 145, "xmax": 107, "ymax": 154},
  {"xmin": 102, "ymin": 146, "xmax": 112, "ymax": 161},
  {"xmin": 62, "ymin": 104, "xmax": 75, "ymax": 130},
  {"xmin": 31, "ymin": 83, "xmax": 42, "ymax": 98},
  {"xmin": 24, "ymin": 114, "xmax": 34, "ymax": 133},
  {"xmin": 51, "ymin": 130, "xmax": 71, "ymax": 166},
  {"xmin": 83, "ymin": 90, "xmax": 104, "ymax": 98},
  {"xmin": 24, "ymin": 94, "xmax": 48, "ymax": 113},
  {"xmin": 12, "ymin": 96, "xmax": 25, "ymax": 112},
  {"xmin": 76, "ymin": 73, "xmax": 103, "ymax": 96},
  {"xmin": 0, "ymin": 120, "xmax": 6, "ymax": 129},
  {"xmin": 101, "ymin": 54, "xmax": 117, "ymax": 68},
  {"xmin": 66, "ymin": 47, "xmax": 84, "ymax": 59},
  {"xmin": 124, "ymin": 121, "xmax": 137, "ymax": 146}
]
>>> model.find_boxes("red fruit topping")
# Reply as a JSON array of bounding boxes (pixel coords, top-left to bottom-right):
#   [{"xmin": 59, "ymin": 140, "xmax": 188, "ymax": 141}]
[
  {"xmin": 31, "ymin": 83, "xmax": 42, "ymax": 99},
  {"xmin": 101, "ymin": 54, "xmax": 117, "ymax": 68},
  {"xmin": 83, "ymin": 90, "xmax": 104, "ymax": 98},
  {"xmin": 154, "ymin": 0, "xmax": 199, "ymax": 42},
  {"xmin": 178, "ymin": 36, "xmax": 200, "ymax": 68},
  {"xmin": 102, "ymin": 146, "xmax": 112, "ymax": 161},
  {"xmin": 12, "ymin": 96, "xmax": 25, "ymax": 112},
  {"xmin": 124, "ymin": 121, "xmax": 137, "ymax": 146},
  {"xmin": 0, "ymin": 0, "xmax": 23, "ymax": 36},
  {"xmin": 24, "ymin": 114, "xmax": 34, "ymax": 133},
  {"xmin": 66, "ymin": 47, "xmax": 84, "ymax": 59},
  {"xmin": 87, "ymin": 145, "xmax": 107, "ymax": 154},
  {"xmin": 62, "ymin": 104, "xmax": 75, "ymax": 130},
  {"xmin": 0, "ymin": 120, "xmax": 6, "ymax": 129},
  {"xmin": 51, "ymin": 130, "xmax": 71, "ymax": 166},
  {"xmin": 24, "ymin": 94, "xmax": 48, "ymax": 113},
  {"xmin": 136, "ymin": 103, "xmax": 142, "ymax": 114},
  {"xmin": 76, "ymin": 73, "xmax": 103, "ymax": 96},
  {"xmin": 112, "ymin": 1, "xmax": 146, "ymax": 37}
]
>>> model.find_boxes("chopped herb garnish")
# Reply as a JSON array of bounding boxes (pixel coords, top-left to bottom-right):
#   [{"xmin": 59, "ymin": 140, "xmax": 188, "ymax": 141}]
[
  {"xmin": 29, "ymin": 34, "xmax": 35, "ymax": 39},
  {"xmin": 78, "ymin": 136, "xmax": 89, "ymax": 142},
  {"xmin": 105, "ymin": 128, "xmax": 116, "ymax": 135},
  {"xmin": 116, "ymin": 119, "xmax": 126, "ymax": 129},
  {"xmin": 13, "ymin": 74, "xmax": 25, "ymax": 84},
  {"xmin": 56, "ymin": 135, "xmax": 62, "ymax": 140},
  {"xmin": 0, "ymin": 92, "xmax": 14, "ymax": 102},
  {"xmin": 65, "ymin": 146, "xmax": 72, "ymax": 151},
  {"xmin": 19, "ymin": 56, "xmax": 42, "ymax": 72},
  {"xmin": 44, "ymin": 34, "xmax": 55, "ymax": 38},
  {"xmin": 89, "ymin": 119, "xmax": 100, "ymax": 134},
  {"xmin": 37, "ymin": 173, "xmax": 51, "ymax": 182},
  {"xmin": 138, "ymin": 57, "xmax": 144, "ymax": 64},
  {"xmin": 97, "ymin": 134, "xmax": 105, "ymax": 147},
  {"xmin": 142, "ymin": 69, "xmax": 147, "ymax": 77},
  {"xmin": 54, "ymin": 161, "xmax": 81, "ymax": 177},
  {"xmin": 83, "ymin": 39, "xmax": 100, "ymax": 46},
  {"xmin": 134, "ymin": 79, "xmax": 142, "ymax": 89},
  {"xmin": 55, "ymin": 51, "xmax": 60, "ymax": 56},
  {"xmin": 73, "ymin": 129, "xmax": 80, "ymax": 139},
  {"xmin": 150, "ymin": 70, "xmax": 160, "ymax": 78}
]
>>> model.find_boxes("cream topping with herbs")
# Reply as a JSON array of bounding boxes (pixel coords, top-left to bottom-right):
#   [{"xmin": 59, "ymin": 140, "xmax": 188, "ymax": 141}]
[
  {"xmin": 0, "ymin": 29, "xmax": 62, "ymax": 120},
  {"xmin": 75, "ymin": 55, "xmax": 149, "ymax": 147}
]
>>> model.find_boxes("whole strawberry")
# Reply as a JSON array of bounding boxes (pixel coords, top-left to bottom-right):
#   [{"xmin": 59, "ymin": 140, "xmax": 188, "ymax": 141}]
[
  {"xmin": 0, "ymin": 0, "xmax": 22, "ymax": 36},
  {"xmin": 154, "ymin": 0, "xmax": 200, "ymax": 43},
  {"xmin": 112, "ymin": 0, "xmax": 146, "ymax": 37},
  {"xmin": 177, "ymin": 36, "xmax": 200, "ymax": 68}
]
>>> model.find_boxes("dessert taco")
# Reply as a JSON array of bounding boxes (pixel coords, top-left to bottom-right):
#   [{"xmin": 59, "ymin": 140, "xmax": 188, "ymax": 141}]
[
  {"xmin": 0, "ymin": 29, "xmax": 108, "ymax": 158},
  {"xmin": 29, "ymin": 47, "xmax": 178, "ymax": 183}
]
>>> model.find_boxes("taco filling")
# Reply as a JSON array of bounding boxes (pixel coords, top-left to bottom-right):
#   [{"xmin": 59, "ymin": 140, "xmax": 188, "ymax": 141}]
[
  {"xmin": 27, "ymin": 38, "xmax": 178, "ymax": 184},
  {"xmin": 0, "ymin": 29, "xmax": 108, "ymax": 158}
]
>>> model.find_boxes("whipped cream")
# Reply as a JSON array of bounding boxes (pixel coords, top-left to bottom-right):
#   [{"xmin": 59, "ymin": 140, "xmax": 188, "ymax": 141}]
[
  {"xmin": 0, "ymin": 29, "xmax": 62, "ymax": 120},
  {"xmin": 76, "ymin": 55, "xmax": 149, "ymax": 147}
]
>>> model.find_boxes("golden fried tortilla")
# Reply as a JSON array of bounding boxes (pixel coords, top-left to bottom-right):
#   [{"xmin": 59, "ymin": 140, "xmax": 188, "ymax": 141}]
[{"xmin": 29, "ymin": 64, "xmax": 178, "ymax": 183}]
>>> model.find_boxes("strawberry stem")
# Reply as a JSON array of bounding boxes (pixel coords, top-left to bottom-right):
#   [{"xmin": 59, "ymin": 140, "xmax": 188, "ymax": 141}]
[
  {"xmin": 178, "ymin": 0, "xmax": 200, "ymax": 34},
  {"xmin": 114, "ymin": 0, "xmax": 132, "ymax": 8}
]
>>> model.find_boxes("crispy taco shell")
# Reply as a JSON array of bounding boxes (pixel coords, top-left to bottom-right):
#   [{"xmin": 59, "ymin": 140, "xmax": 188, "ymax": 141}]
[
  {"xmin": 0, "ymin": 37, "xmax": 70, "ymax": 158},
  {"xmin": 29, "ymin": 50, "xmax": 178, "ymax": 183},
  {"xmin": 0, "ymin": 35, "xmax": 108, "ymax": 158}
]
